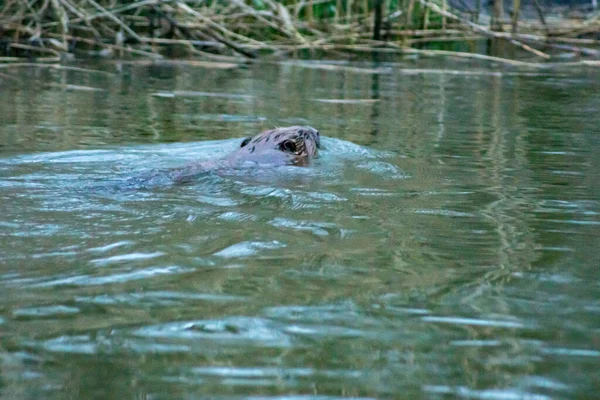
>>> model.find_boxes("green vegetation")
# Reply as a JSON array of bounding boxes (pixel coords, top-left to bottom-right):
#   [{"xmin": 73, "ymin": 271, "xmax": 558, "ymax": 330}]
[{"xmin": 0, "ymin": 0, "xmax": 599, "ymax": 66}]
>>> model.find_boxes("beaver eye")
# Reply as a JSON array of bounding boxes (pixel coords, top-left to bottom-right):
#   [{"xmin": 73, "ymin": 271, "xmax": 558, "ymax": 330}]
[
  {"xmin": 240, "ymin": 137, "xmax": 252, "ymax": 147},
  {"xmin": 281, "ymin": 140, "xmax": 297, "ymax": 153}
]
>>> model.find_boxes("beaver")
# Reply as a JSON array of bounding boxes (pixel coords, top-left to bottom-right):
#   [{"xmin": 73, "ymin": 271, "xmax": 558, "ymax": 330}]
[{"xmin": 171, "ymin": 126, "xmax": 321, "ymax": 182}]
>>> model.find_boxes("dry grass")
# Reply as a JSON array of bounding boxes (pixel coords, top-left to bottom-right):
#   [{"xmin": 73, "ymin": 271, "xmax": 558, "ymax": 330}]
[{"xmin": 0, "ymin": 0, "xmax": 598, "ymax": 67}]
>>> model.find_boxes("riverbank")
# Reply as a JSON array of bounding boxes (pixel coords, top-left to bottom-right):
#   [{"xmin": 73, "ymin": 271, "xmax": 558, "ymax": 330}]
[{"xmin": 1, "ymin": 0, "xmax": 599, "ymax": 67}]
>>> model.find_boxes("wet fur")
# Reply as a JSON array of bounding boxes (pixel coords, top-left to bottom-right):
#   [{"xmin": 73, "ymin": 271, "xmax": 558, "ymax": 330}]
[
  {"xmin": 172, "ymin": 126, "xmax": 320, "ymax": 182},
  {"xmin": 236, "ymin": 126, "xmax": 320, "ymax": 159}
]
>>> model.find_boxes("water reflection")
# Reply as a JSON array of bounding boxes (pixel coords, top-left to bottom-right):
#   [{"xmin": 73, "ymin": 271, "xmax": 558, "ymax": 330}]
[{"xmin": 0, "ymin": 60, "xmax": 599, "ymax": 399}]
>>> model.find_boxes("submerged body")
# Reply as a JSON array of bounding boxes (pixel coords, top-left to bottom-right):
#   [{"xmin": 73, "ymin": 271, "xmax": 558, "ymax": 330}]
[{"xmin": 171, "ymin": 126, "xmax": 321, "ymax": 182}]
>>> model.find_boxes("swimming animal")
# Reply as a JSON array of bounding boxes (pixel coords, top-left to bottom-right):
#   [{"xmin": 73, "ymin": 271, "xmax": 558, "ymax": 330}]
[{"xmin": 171, "ymin": 126, "xmax": 321, "ymax": 182}]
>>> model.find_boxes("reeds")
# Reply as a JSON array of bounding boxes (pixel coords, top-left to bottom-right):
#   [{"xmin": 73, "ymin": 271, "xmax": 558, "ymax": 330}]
[{"xmin": 0, "ymin": 0, "xmax": 598, "ymax": 66}]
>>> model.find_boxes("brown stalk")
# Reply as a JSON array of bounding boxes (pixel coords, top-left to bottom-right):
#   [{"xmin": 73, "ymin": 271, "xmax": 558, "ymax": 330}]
[
  {"xmin": 176, "ymin": 2, "xmax": 261, "ymax": 58},
  {"xmin": 82, "ymin": 0, "xmax": 144, "ymax": 42},
  {"xmin": 417, "ymin": 0, "xmax": 550, "ymax": 58}
]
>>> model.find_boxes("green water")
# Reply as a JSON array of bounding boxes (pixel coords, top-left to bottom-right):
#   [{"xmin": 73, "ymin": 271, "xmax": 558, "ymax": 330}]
[{"xmin": 0, "ymin": 60, "xmax": 599, "ymax": 399}]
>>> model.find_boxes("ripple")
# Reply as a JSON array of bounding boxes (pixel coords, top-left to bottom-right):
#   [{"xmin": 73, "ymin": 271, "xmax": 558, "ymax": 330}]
[
  {"xmin": 30, "ymin": 265, "xmax": 191, "ymax": 287},
  {"xmin": 30, "ymin": 251, "xmax": 79, "ymax": 259},
  {"xmin": 545, "ymin": 219, "xmax": 599, "ymax": 226},
  {"xmin": 90, "ymin": 251, "xmax": 165, "ymax": 266},
  {"xmin": 421, "ymin": 316, "xmax": 526, "ymax": 329},
  {"xmin": 214, "ymin": 241, "xmax": 286, "ymax": 258},
  {"xmin": 41, "ymin": 335, "xmax": 97, "ymax": 354},
  {"xmin": 192, "ymin": 366, "xmax": 313, "ymax": 378},
  {"xmin": 13, "ymin": 305, "xmax": 80, "ymax": 318},
  {"xmin": 2, "ymin": 65, "xmax": 600, "ymax": 400},
  {"xmin": 541, "ymin": 347, "xmax": 600, "ymax": 357},
  {"xmin": 75, "ymin": 291, "xmax": 245, "ymax": 306},
  {"xmin": 122, "ymin": 342, "xmax": 191, "ymax": 353},
  {"xmin": 264, "ymin": 304, "xmax": 382, "ymax": 339},
  {"xmin": 269, "ymin": 217, "xmax": 336, "ymax": 236},
  {"xmin": 217, "ymin": 212, "xmax": 258, "ymax": 222},
  {"xmin": 351, "ymin": 187, "xmax": 396, "ymax": 197},
  {"xmin": 519, "ymin": 376, "xmax": 571, "ymax": 391},
  {"xmin": 423, "ymin": 385, "xmax": 551, "ymax": 400},
  {"xmin": 1, "ymin": 150, "xmax": 113, "ymax": 165},
  {"xmin": 196, "ymin": 195, "xmax": 242, "ymax": 207},
  {"xmin": 88, "ymin": 241, "xmax": 134, "ymax": 253},
  {"xmin": 246, "ymin": 396, "xmax": 375, "ymax": 400},
  {"xmin": 355, "ymin": 161, "xmax": 408, "ymax": 179},
  {"xmin": 413, "ymin": 209, "xmax": 476, "ymax": 218},
  {"xmin": 450, "ymin": 340, "xmax": 502, "ymax": 347},
  {"xmin": 183, "ymin": 114, "xmax": 267, "ymax": 123},
  {"xmin": 188, "ymin": 366, "xmax": 368, "ymax": 391},
  {"xmin": 321, "ymin": 137, "xmax": 394, "ymax": 159},
  {"xmin": 133, "ymin": 317, "xmax": 291, "ymax": 347},
  {"xmin": 284, "ymin": 325, "xmax": 365, "ymax": 338},
  {"xmin": 306, "ymin": 191, "xmax": 347, "ymax": 202}
]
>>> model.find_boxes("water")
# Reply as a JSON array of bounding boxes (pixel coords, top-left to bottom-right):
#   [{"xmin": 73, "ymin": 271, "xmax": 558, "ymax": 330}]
[{"xmin": 0, "ymin": 59, "xmax": 599, "ymax": 399}]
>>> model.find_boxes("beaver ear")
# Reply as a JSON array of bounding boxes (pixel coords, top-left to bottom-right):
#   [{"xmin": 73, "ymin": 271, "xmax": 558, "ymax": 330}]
[{"xmin": 240, "ymin": 137, "xmax": 252, "ymax": 147}]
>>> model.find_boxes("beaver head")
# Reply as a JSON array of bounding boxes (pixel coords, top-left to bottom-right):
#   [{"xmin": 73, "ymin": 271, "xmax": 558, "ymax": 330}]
[
  {"xmin": 237, "ymin": 126, "xmax": 320, "ymax": 163},
  {"xmin": 170, "ymin": 126, "xmax": 321, "ymax": 182}
]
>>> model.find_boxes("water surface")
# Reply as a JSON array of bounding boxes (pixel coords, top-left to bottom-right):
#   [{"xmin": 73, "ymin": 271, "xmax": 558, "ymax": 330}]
[{"xmin": 1, "ymin": 59, "xmax": 599, "ymax": 399}]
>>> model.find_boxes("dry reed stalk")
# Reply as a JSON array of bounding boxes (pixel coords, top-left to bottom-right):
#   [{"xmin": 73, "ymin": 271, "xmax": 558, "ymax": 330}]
[
  {"xmin": 418, "ymin": 0, "xmax": 550, "ymax": 58},
  {"xmin": 474, "ymin": 0, "xmax": 481, "ymax": 22},
  {"xmin": 176, "ymin": 2, "xmax": 267, "ymax": 49},
  {"xmin": 50, "ymin": 0, "xmax": 69, "ymax": 49},
  {"xmin": 205, "ymin": 10, "xmax": 273, "ymax": 23},
  {"xmin": 399, "ymin": 47, "xmax": 545, "ymax": 67},
  {"xmin": 541, "ymin": 60, "xmax": 600, "ymax": 68},
  {"xmin": 10, "ymin": 1, "xmax": 27, "ymax": 48},
  {"xmin": 492, "ymin": 0, "xmax": 503, "ymax": 31},
  {"xmin": 81, "ymin": 0, "xmax": 144, "ymax": 42},
  {"xmin": 512, "ymin": 0, "xmax": 521, "ymax": 35},
  {"xmin": 442, "ymin": 0, "xmax": 447, "ymax": 31},
  {"xmin": 1, "ymin": 0, "xmax": 15, "ymax": 15},
  {"xmin": 230, "ymin": 0, "xmax": 297, "ymax": 40},
  {"xmin": 0, "ymin": 0, "xmax": 598, "ymax": 67},
  {"xmin": 423, "ymin": 8, "xmax": 430, "ymax": 30},
  {"xmin": 551, "ymin": 37, "xmax": 600, "ymax": 44},
  {"xmin": 147, "ymin": 38, "xmax": 221, "ymax": 46},
  {"xmin": 9, "ymin": 42, "xmax": 61, "ymax": 55},
  {"xmin": 307, "ymin": 0, "xmax": 314, "ymax": 23},
  {"xmin": 309, "ymin": 43, "xmax": 544, "ymax": 67},
  {"xmin": 409, "ymin": 35, "xmax": 484, "ymax": 43},
  {"xmin": 58, "ymin": 0, "xmax": 101, "ymax": 38},
  {"xmin": 406, "ymin": 0, "xmax": 415, "ymax": 28},
  {"xmin": 45, "ymin": 32, "xmax": 163, "ymax": 58},
  {"xmin": 540, "ymin": 42, "xmax": 599, "ymax": 56},
  {"xmin": 68, "ymin": 0, "xmax": 163, "ymax": 24},
  {"xmin": 390, "ymin": 29, "xmax": 465, "ymax": 36},
  {"xmin": 286, "ymin": 0, "xmax": 336, "ymax": 9},
  {"xmin": 184, "ymin": 46, "xmax": 245, "ymax": 62},
  {"xmin": 264, "ymin": 0, "xmax": 309, "ymax": 45},
  {"xmin": 0, "ymin": 62, "xmax": 116, "ymax": 74},
  {"xmin": 347, "ymin": 0, "xmax": 354, "ymax": 20}
]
